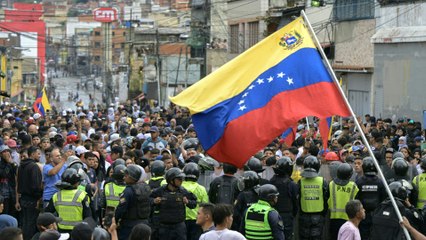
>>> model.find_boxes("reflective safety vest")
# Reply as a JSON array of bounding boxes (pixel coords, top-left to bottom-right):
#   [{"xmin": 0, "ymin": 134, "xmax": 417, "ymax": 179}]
[
  {"xmin": 328, "ymin": 181, "xmax": 358, "ymax": 220},
  {"xmin": 105, "ymin": 182, "xmax": 126, "ymax": 208},
  {"xmin": 300, "ymin": 177, "xmax": 324, "ymax": 213},
  {"xmin": 182, "ymin": 180, "xmax": 208, "ymax": 220},
  {"xmin": 413, "ymin": 173, "xmax": 426, "ymax": 209},
  {"xmin": 52, "ymin": 189, "xmax": 87, "ymax": 230},
  {"xmin": 244, "ymin": 200, "xmax": 274, "ymax": 240}
]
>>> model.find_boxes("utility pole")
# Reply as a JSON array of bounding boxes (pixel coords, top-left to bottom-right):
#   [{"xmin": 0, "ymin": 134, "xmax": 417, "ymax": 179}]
[{"xmin": 156, "ymin": 28, "xmax": 161, "ymax": 105}]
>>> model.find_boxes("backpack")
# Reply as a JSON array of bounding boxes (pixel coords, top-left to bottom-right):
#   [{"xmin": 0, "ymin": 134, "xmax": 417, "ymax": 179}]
[
  {"xmin": 216, "ymin": 177, "xmax": 236, "ymax": 205},
  {"xmin": 370, "ymin": 200, "xmax": 406, "ymax": 240}
]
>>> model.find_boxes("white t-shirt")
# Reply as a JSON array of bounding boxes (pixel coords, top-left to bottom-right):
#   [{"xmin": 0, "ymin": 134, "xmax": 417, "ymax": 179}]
[
  {"xmin": 199, "ymin": 229, "xmax": 246, "ymax": 240},
  {"xmin": 337, "ymin": 221, "xmax": 361, "ymax": 240}
]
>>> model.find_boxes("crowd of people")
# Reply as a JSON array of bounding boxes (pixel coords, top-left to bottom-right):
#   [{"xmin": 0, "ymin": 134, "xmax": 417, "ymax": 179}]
[{"xmin": 0, "ymin": 98, "xmax": 424, "ymax": 240}]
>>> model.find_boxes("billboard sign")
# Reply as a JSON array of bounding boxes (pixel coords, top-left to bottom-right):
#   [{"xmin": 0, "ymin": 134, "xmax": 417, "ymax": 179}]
[{"xmin": 93, "ymin": 8, "xmax": 118, "ymax": 23}]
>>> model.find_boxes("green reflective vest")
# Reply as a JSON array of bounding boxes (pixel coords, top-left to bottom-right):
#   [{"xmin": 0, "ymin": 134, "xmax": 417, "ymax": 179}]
[
  {"xmin": 52, "ymin": 189, "xmax": 87, "ymax": 230},
  {"xmin": 328, "ymin": 181, "xmax": 358, "ymax": 220},
  {"xmin": 182, "ymin": 180, "xmax": 208, "ymax": 220},
  {"xmin": 300, "ymin": 177, "xmax": 324, "ymax": 213},
  {"xmin": 311, "ymin": 0, "xmax": 320, "ymax": 6},
  {"xmin": 413, "ymin": 173, "xmax": 426, "ymax": 209},
  {"xmin": 104, "ymin": 182, "xmax": 126, "ymax": 208},
  {"xmin": 244, "ymin": 200, "xmax": 274, "ymax": 240}
]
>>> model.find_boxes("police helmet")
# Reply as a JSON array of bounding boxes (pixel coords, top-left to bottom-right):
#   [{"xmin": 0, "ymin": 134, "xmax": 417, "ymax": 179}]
[
  {"xmin": 336, "ymin": 163, "xmax": 353, "ymax": 185},
  {"xmin": 69, "ymin": 160, "xmax": 88, "ymax": 172},
  {"xmin": 362, "ymin": 157, "xmax": 377, "ymax": 175},
  {"xmin": 242, "ymin": 171, "xmax": 260, "ymax": 189},
  {"xmin": 198, "ymin": 156, "xmax": 219, "ymax": 171},
  {"xmin": 92, "ymin": 227, "xmax": 110, "ymax": 240},
  {"xmin": 151, "ymin": 160, "xmax": 166, "ymax": 177},
  {"xmin": 389, "ymin": 181, "xmax": 408, "ymax": 201},
  {"xmin": 124, "ymin": 164, "xmax": 142, "ymax": 181},
  {"xmin": 420, "ymin": 158, "xmax": 426, "ymax": 171},
  {"xmin": 112, "ymin": 159, "xmax": 126, "ymax": 169},
  {"xmin": 273, "ymin": 157, "xmax": 293, "ymax": 176},
  {"xmin": 61, "ymin": 168, "xmax": 81, "ymax": 185},
  {"xmin": 392, "ymin": 157, "xmax": 409, "ymax": 177},
  {"xmin": 247, "ymin": 157, "xmax": 264, "ymax": 173},
  {"xmin": 112, "ymin": 164, "xmax": 126, "ymax": 181},
  {"xmin": 302, "ymin": 156, "xmax": 320, "ymax": 178},
  {"xmin": 393, "ymin": 152, "xmax": 405, "ymax": 160},
  {"xmin": 165, "ymin": 167, "xmax": 185, "ymax": 184},
  {"xmin": 258, "ymin": 184, "xmax": 279, "ymax": 201},
  {"xmin": 183, "ymin": 162, "xmax": 200, "ymax": 180}
]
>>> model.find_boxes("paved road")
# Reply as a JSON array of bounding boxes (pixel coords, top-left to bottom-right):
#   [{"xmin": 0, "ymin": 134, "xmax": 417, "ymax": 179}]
[{"xmin": 48, "ymin": 71, "xmax": 102, "ymax": 111}]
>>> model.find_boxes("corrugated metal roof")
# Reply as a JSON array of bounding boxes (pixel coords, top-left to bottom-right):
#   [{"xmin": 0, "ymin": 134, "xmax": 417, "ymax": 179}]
[{"xmin": 371, "ymin": 26, "xmax": 426, "ymax": 43}]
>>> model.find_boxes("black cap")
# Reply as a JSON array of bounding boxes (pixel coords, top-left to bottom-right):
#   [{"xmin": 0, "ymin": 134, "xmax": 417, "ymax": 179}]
[
  {"xmin": 39, "ymin": 229, "xmax": 61, "ymax": 240},
  {"xmin": 37, "ymin": 213, "xmax": 62, "ymax": 227},
  {"xmin": 70, "ymin": 218, "xmax": 96, "ymax": 240}
]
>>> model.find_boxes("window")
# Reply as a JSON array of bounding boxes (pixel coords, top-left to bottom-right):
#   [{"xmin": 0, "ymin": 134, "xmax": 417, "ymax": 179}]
[
  {"xmin": 333, "ymin": 0, "xmax": 374, "ymax": 21},
  {"xmin": 112, "ymin": 31, "xmax": 115, "ymax": 36},
  {"xmin": 230, "ymin": 24, "xmax": 239, "ymax": 54},
  {"xmin": 123, "ymin": 32, "xmax": 126, "ymax": 36},
  {"xmin": 248, "ymin": 21, "xmax": 259, "ymax": 48},
  {"xmin": 121, "ymin": 43, "xmax": 125, "ymax": 48},
  {"xmin": 94, "ymin": 31, "xmax": 100, "ymax": 36},
  {"xmin": 94, "ymin": 42, "xmax": 100, "ymax": 48},
  {"xmin": 94, "ymin": 56, "xmax": 101, "ymax": 61}
]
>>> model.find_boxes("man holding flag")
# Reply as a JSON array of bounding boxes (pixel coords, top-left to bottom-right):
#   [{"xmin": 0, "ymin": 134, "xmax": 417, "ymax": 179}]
[{"xmin": 33, "ymin": 87, "xmax": 51, "ymax": 117}]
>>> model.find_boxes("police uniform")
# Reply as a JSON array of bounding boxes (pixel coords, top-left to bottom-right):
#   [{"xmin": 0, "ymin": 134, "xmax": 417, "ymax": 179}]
[
  {"xmin": 150, "ymin": 184, "xmax": 197, "ymax": 240},
  {"xmin": 328, "ymin": 180, "xmax": 359, "ymax": 240},
  {"xmin": 413, "ymin": 173, "xmax": 426, "ymax": 209},
  {"xmin": 355, "ymin": 174, "xmax": 386, "ymax": 240},
  {"xmin": 103, "ymin": 181, "xmax": 126, "ymax": 209},
  {"xmin": 115, "ymin": 182, "xmax": 152, "ymax": 240},
  {"xmin": 269, "ymin": 174, "xmax": 298, "ymax": 240},
  {"xmin": 241, "ymin": 199, "xmax": 285, "ymax": 240},
  {"xmin": 233, "ymin": 188, "xmax": 259, "ymax": 231},
  {"xmin": 46, "ymin": 188, "xmax": 92, "ymax": 232},
  {"xmin": 148, "ymin": 176, "xmax": 165, "ymax": 240},
  {"xmin": 298, "ymin": 176, "xmax": 329, "ymax": 240},
  {"xmin": 182, "ymin": 180, "xmax": 208, "ymax": 240},
  {"xmin": 148, "ymin": 176, "xmax": 165, "ymax": 190}
]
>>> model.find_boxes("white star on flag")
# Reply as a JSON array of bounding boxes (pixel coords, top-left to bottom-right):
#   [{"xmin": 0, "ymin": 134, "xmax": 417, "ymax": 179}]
[
  {"xmin": 242, "ymin": 92, "xmax": 249, "ymax": 98},
  {"xmin": 277, "ymin": 72, "xmax": 285, "ymax": 78},
  {"xmin": 238, "ymin": 100, "xmax": 245, "ymax": 105},
  {"xmin": 256, "ymin": 78, "xmax": 264, "ymax": 84},
  {"xmin": 248, "ymin": 85, "xmax": 255, "ymax": 90},
  {"xmin": 286, "ymin": 77, "xmax": 294, "ymax": 85},
  {"xmin": 239, "ymin": 105, "xmax": 247, "ymax": 111},
  {"xmin": 267, "ymin": 76, "xmax": 274, "ymax": 82}
]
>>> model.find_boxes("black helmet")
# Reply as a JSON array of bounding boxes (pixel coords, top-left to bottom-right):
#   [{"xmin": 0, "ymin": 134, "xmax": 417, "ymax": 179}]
[
  {"xmin": 273, "ymin": 157, "xmax": 293, "ymax": 176},
  {"xmin": 124, "ymin": 165, "xmax": 142, "ymax": 181},
  {"xmin": 198, "ymin": 156, "xmax": 219, "ymax": 171},
  {"xmin": 183, "ymin": 162, "xmax": 200, "ymax": 180},
  {"xmin": 362, "ymin": 157, "xmax": 377, "ymax": 175},
  {"xmin": 69, "ymin": 160, "xmax": 88, "ymax": 172},
  {"xmin": 247, "ymin": 157, "xmax": 264, "ymax": 173},
  {"xmin": 242, "ymin": 171, "xmax": 260, "ymax": 189},
  {"xmin": 112, "ymin": 159, "xmax": 126, "ymax": 169},
  {"xmin": 302, "ymin": 156, "xmax": 320, "ymax": 178},
  {"xmin": 165, "ymin": 167, "xmax": 185, "ymax": 184},
  {"xmin": 336, "ymin": 163, "xmax": 353, "ymax": 185},
  {"xmin": 61, "ymin": 168, "xmax": 81, "ymax": 185},
  {"xmin": 389, "ymin": 181, "xmax": 408, "ymax": 201},
  {"xmin": 112, "ymin": 165, "xmax": 126, "ymax": 181},
  {"xmin": 223, "ymin": 163, "xmax": 237, "ymax": 175},
  {"xmin": 258, "ymin": 184, "xmax": 279, "ymax": 201},
  {"xmin": 420, "ymin": 158, "xmax": 426, "ymax": 171},
  {"xmin": 393, "ymin": 152, "xmax": 405, "ymax": 160},
  {"xmin": 151, "ymin": 160, "xmax": 166, "ymax": 177},
  {"xmin": 92, "ymin": 227, "xmax": 110, "ymax": 240},
  {"xmin": 392, "ymin": 158, "xmax": 408, "ymax": 177}
]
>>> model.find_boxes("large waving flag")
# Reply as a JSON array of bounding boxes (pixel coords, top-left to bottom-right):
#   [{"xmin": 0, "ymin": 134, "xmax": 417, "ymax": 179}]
[
  {"xmin": 170, "ymin": 17, "xmax": 351, "ymax": 167},
  {"xmin": 33, "ymin": 87, "xmax": 51, "ymax": 116}
]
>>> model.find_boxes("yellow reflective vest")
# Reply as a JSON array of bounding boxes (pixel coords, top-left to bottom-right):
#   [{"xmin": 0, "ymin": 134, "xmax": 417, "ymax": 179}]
[
  {"xmin": 413, "ymin": 173, "xmax": 426, "ymax": 209},
  {"xmin": 300, "ymin": 177, "xmax": 324, "ymax": 213},
  {"xmin": 182, "ymin": 180, "xmax": 208, "ymax": 220},
  {"xmin": 52, "ymin": 189, "xmax": 88, "ymax": 230},
  {"xmin": 104, "ymin": 182, "xmax": 126, "ymax": 209},
  {"xmin": 328, "ymin": 181, "xmax": 358, "ymax": 220}
]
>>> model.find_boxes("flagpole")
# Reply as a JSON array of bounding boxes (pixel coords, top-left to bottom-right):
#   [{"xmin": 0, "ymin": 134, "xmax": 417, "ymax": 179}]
[{"xmin": 301, "ymin": 10, "xmax": 411, "ymax": 240}]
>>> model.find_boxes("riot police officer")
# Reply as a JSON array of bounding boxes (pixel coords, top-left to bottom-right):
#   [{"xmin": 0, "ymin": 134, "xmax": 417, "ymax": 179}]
[
  {"xmin": 182, "ymin": 163, "xmax": 208, "ymax": 240},
  {"xmin": 115, "ymin": 164, "xmax": 152, "ymax": 240},
  {"xmin": 150, "ymin": 167, "xmax": 197, "ymax": 240},
  {"xmin": 102, "ymin": 164, "xmax": 126, "ymax": 210},
  {"xmin": 328, "ymin": 163, "xmax": 359, "ymax": 240},
  {"xmin": 412, "ymin": 158, "xmax": 426, "ymax": 209},
  {"xmin": 247, "ymin": 157, "xmax": 269, "ymax": 185},
  {"xmin": 45, "ymin": 168, "xmax": 92, "ymax": 232},
  {"xmin": 233, "ymin": 171, "xmax": 260, "ymax": 231},
  {"xmin": 269, "ymin": 157, "xmax": 298, "ymax": 240},
  {"xmin": 355, "ymin": 157, "xmax": 386, "ymax": 240},
  {"xmin": 298, "ymin": 156, "xmax": 329, "ymax": 240},
  {"xmin": 148, "ymin": 160, "xmax": 166, "ymax": 189},
  {"xmin": 391, "ymin": 157, "xmax": 418, "ymax": 206},
  {"xmin": 241, "ymin": 184, "xmax": 284, "ymax": 240}
]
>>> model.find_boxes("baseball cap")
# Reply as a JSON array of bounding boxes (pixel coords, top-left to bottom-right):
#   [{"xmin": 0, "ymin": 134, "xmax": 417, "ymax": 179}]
[
  {"xmin": 5, "ymin": 139, "xmax": 17, "ymax": 148},
  {"xmin": 75, "ymin": 146, "xmax": 89, "ymax": 156},
  {"xmin": 39, "ymin": 229, "xmax": 69, "ymax": 240},
  {"xmin": 150, "ymin": 126, "xmax": 159, "ymax": 132},
  {"xmin": 66, "ymin": 135, "xmax": 78, "ymax": 144},
  {"xmin": 0, "ymin": 145, "xmax": 11, "ymax": 152},
  {"xmin": 33, "ymin": 113, "xmax": 41, "ymax": 120},
  {"xmin": 108, "ymin": 133, "xmax": 120, "ymax": 144},
  {"xmin": 37, "ymin": 212, "xmax": 62, "ymax": 227},
  {"xmin": 70, "ymin": 218, "xmax": 96, "ymax": 240}
]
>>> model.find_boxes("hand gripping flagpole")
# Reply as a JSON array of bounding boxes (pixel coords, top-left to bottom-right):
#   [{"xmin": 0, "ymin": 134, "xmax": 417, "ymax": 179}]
[{"xmin": 301, "ymin": 10, "xmax": 411, "ymax": 240}]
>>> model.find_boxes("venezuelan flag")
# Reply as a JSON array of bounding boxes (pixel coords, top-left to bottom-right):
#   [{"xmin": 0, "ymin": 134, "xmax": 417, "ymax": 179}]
[
  {"xmin": 33, "ymin": 87, "xmax": 51, "ymax": 116},
  {"xmin": 170, "ymin": 17, "xmax": 350, "ymax": 167}
]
